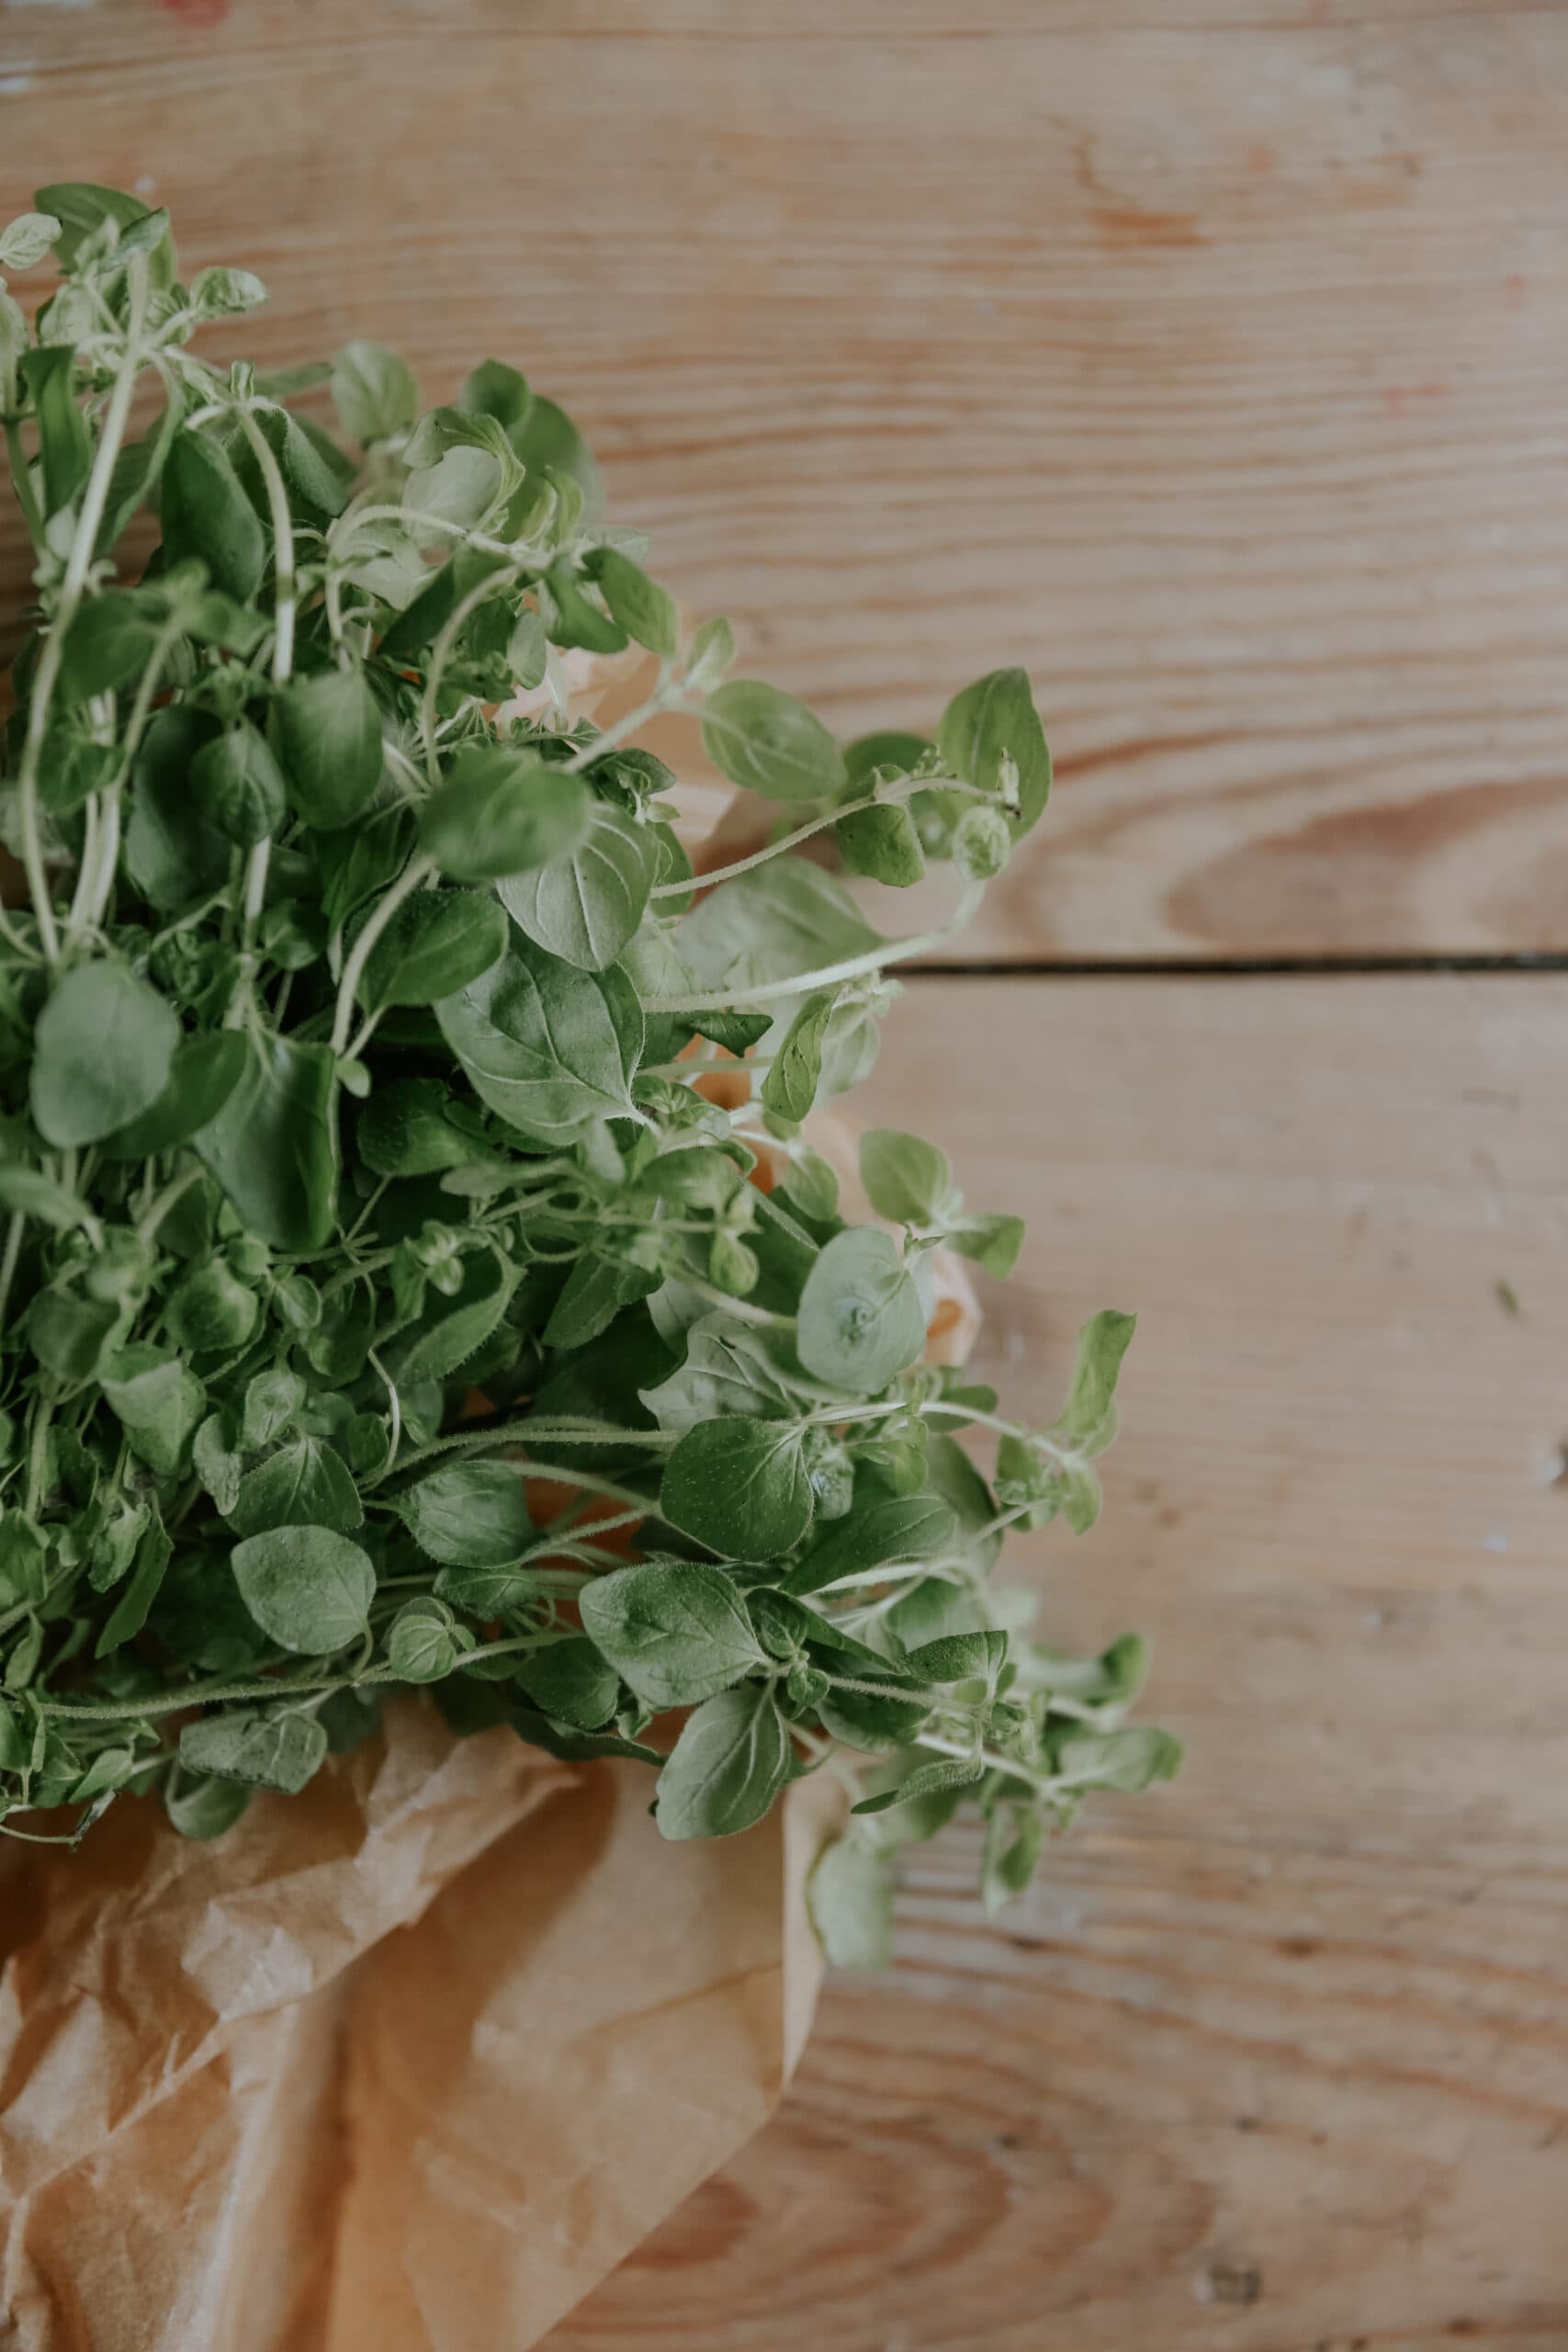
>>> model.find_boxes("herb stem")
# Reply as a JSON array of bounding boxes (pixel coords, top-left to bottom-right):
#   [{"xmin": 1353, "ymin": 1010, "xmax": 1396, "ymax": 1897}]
[
  {"xmin": 15, "ymin": 254, "xmax": 151, "ymax": 966},
  {"xmin": 644, "ymin": 879, "xmax": 987, "ymax": 1014},
  {"xmin": 3, "ymin": 415, "xmax": 45, "ymax": 550},
  {"xmin": 331, "ymin": 854, "xmax": 436, "ymax": 1055}
]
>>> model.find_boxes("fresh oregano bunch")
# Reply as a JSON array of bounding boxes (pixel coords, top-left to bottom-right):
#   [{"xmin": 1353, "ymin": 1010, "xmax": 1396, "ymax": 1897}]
[{"xmin": 0, "ymin": 187, "xmax": 1177, "ymax": 1958}]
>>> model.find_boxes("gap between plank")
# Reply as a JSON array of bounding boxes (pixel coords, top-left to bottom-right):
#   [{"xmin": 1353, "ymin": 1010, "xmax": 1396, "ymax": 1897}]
[{"xmin": 910, "ymin": 955, "xmax": 1568, "ymax": 980}]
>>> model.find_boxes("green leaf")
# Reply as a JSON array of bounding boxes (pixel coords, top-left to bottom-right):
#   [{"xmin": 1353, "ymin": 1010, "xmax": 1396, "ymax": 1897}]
[
  {"xmin": 852, "ymin": 1752, "xmax": 984, "ymax": 1815},
  {"xmin": 683, "ymin": 613, "xmax": 735, "ymax": 693},
  {"xmin": 166, "ymin": 1772, "xmax": 254, "ymax": 1840},
  {"xmin": 981, "ymin": 1805, "xmax": 1047, "ymax": 1917},
  {"xmin": 796, "ymin": 1228, "xmax": 925, "ymax": 1396},
  {"xmin": 436, "ymin": 932, "xmax": 643, "ymax": 1145},
  {"xmin": 29, "ymin": 960, "xmax": 178, "ymax": 1148},
  {"xmin": 231, "ymin": 1524, "xmax": 375, "ymax": 1654},
  {"xmin": 0, "ymin": 1164, "xmax": 92, "ymax": 1230},
  {"xmin": 836, "ymin": 802, "xmax": 925, "ymax": 888},
  {"xmin": 35, "ymin": 181, "xmax": 175, "ymax": 284},
  {"xmin": 677, "ymin": 858, "xmax": 880, "ymax": 992},
  {"xmin": 17, "ymin": 346, "xmax": 89, "ymax": 517},
  {"xmin": 391, "ymin": 1459, "xmax": 532, "ymax": 1569},
  {"xmin": 165, "ymin": 1261, "xmax": 260, "ymax": 1354},
  {"xmin": 274, "ymin": 669, "xmax": 384, "ymax": 831},
  {"xmin": 386, "ymin": 1249, "xmax": 520, "ymax": 1384},
  {"xmin": 28, "ymin": 1288, "xmax": 120, "ymax": 1383},
  {"xmin": 420, "ymin": 745, "xmax": 592, "ymax": 883},
  {"xmin": 188, "ymin": 265, "xmax": 268, "ymax": 317},
  {"xmin": 243, "ymin": 1367, "xmax": 306, "ymax": 1450},
  {"xmin": 580, "ymin": 1560, "xmax": 766, "ymax": 1710},
  {"xmin": 1055, "ymin": 1309, "xmax": 1137, "ymax": 1447},
  {"xmin": 784, "ymin": 1487, "xmax": 955, "ymax": 1598},
  {"xmin": 858, "ymin": 1129, "xmax": 953, "ymax": 1227},
  {"xmin": 99, "ymin": 1031, "xmax": 246, "ymax": 1159},
  {"xmin": 99, "ymin": 1345, "xmax": 205, "ymax": 1477},
  {"xmin": 255, "ymin": 405, "xmax": 351, "ymax": 517},
  {"xmin": 360, "ymin": 888, "xmax": 508, "ymax": 1012},
  {"xmin": 936, "ymin": 668, "xmax": 1051, "ymax": 836},
  {"xmin": 0, "ymin": 212, "xmax": 60, "ymax": 271},
  {"xmin": 593, "ymin": 548, "xmax": 678, "ymax": 658},
  {"xmin": 513, "ymin": 1636, "xmax": 620, "ymax": 1731},
  {"xmin": 807, "ymin": 1833, "xmax": 896, "ymax": 1968},
  {"xmin": 192, "ymin": 721, "xmax": 288, "ymax": 850},
  {"xmin": 660, "ymin": 1415, "xmax": 814, "ymax": 1559},
  {"xmin": 178, "ymin": 1709, "xmax": 327, "ymax": 1795},
  {"xmin": 946, "ymin": 1212, "xmax": 1026, "ymax": 1281},
  {"xmin": 700, "ymin": 679, "xmax": 846, "ymax": 804},
  {"xmin": 509, "ymin": 1704, "xmax": 661, "ymax": 1768},
  {"xmin": 355, "ymin": 1077, "xmax": 493, "ymax": 1178},
  {"xmin": 124, "ymin": 706, "xmax": 231, "ymax": 913},
  {"xmin": 639, "ymin": 1313, "xmax": 804, "ymax": 1432},
  {"xmin": 1055, "ymin": 1725, "xmax": 1183, "ymax": 1794},
  {"xmin": 760, "ymin": 989, "xmax": 837, "ymax": 1126},
  {"xmin": 655, "ymin": 1681, "xmax": 791, "ymax": 1840},
  {"xmin": 195, "ymin": 1033, "xmax": 339, "ymax": 1253},
  {"xmin": 95, "ymin": 1515, "xmax": 173, "ymax": 1657},
  {"xmin": 160, "ymin": 428, "xmax": 266, "ymax": 602},
  {"xmin": 332, "ymin": 339, "xmax": 419, "ymax": 446},
  {"xmin": 498, "ymin": 797, "xmax": 660, "ymax": 972},
  {"xmin": 386, "ymin": 1599, "xmax": 461, "ymax": 1683},
  {"xmin": 229, "ymin": 1438, "xmax": 362, "ymax": 1539},
  {"xmin": 57, "ymin": 589, "xmax": 164, "ymax": 701}
]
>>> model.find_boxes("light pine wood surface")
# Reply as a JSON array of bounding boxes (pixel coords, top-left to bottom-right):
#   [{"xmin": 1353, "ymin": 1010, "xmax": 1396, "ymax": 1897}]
[
  {"xmin": 5, "ymin": 1, "xmax": 1568, "ymax": 956},
  {"xmin": 541, "ymin": 971, "xmax": 1568, "ymax": 2349},
  {"xmin": 5, "ymin": 9, "xmax": 1567, "ymax": 2347}
]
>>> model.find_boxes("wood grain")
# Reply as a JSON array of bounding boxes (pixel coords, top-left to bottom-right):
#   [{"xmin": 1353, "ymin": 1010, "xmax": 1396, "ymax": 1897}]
[
  {"xmin": 540, "ymin": 973, "xmax": 1568, "ymax": 2349},
  {"xmin": 5, "ymin": 2, "xmax": 1568, "ymax": 956}
]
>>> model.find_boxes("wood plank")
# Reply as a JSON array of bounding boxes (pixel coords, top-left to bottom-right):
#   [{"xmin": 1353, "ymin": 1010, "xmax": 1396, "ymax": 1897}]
[
  {"xmin": 5, "ymin": 4, "xmax": 1568, "ymax": 955},
  {"xmin": 542, "ymin": 972, "xmax": 1568, "ymax": 2348}
]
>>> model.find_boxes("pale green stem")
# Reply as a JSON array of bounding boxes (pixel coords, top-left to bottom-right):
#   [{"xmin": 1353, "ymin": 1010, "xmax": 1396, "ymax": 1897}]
[
  {"xmin": 647, "ymin": 773, "xmax": 985, "ymax": 900},
  {"xmin": 331, "ymin": 854, "xmax": 436, "ymax": 1055},
  {"xmin": 644, "ymin": 880, "xmax": 987, "ymax": 1014},
  {"xmin": 561, "ymin": 683, "xmax": 676, "ymax": 772},
  {"xmin": 15, "ymin": 255, "xmax": 151, "ymax": 964},
  {"xmin": 0, "ymin": 1212, "xmax": 23, "ymax": 1333},
  {"xmin": 421, "ymin": 568, "xmax": 524, "ymax": 786},
  {"xmin": 135, "ymin": 1159, "xmax": 204, "ymax": 1243}
]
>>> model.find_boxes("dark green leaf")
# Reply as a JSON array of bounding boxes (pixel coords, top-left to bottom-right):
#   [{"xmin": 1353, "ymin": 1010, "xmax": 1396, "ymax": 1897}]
[
  {"xmin": 655, "ymin": 1680, "xmax": 791, "ymax": 1840},
  {"xmin": 435, "ymin": 932, "xmax": 643, "ymax": 1145},
  {"xmin": 193, "ymin": 722, "xmax": 288, "ymax": 850},
  {"xmin": 392, "ymin": 1459, "xmax": 532, "ymax": 1569},
  {"xmin": 18, "ymin": 346, "xmax": 89, "ymax": 517},
  {"xmin": 228, "ymin": 1438, "xmax": 362, "ymax": 1539},
  {"xmin": 784, "ymin": 1487, "xmax": 956, "ymax": 1598},
  {"xmin": 178, "ymin": 1709, "xmax": 327, "ymax": 1795},
  {"xmin": 594, "ymin": 548, "xmax": 678, "ymax": 658},
  {"xmin": 95, "ymin": 1516, "xmax": 172, "ymax": 1657},
  {"xmin": 100, "ymin": 1031, "xmax": 246, "ymax": 1159},
  {"xmin": 421, "ymin": 745, "xmax": 592, "ymax": 883},
  {"xmin": 194, "ymin": 1033, "xmax": 339, "ymax": 1253},
  {"xmin": 498, "ymin": 797, "xmax": 660, "ymax": 971},
  {"xmin": 360, "ymin": 889, "xmax": 508, "ymax": 1013},
  {"xmin": 30, "ymin": 960, "xmax": 178, "ymax": 1148},
  {"xmin": 660, "ymin": 1415, "xmax": 813, "ymax": 1559},
  {"xmin": 760, "ymin": 989, "xmax": 837, "ymax": 1126},
  {"xmin": 99, "ymin": 1345, "xmax": 205, "ymax": 1477},
  {"xmin": 160, "ymin": 428, "xmax": 265, "ymax": 601},
  {"xmin": 580, "ymin": 1560, "xmax": 766, "ymax": 1710},
  {"xmin": 231, "ymin": 1524, "xmax": 375, "ymax": 1654},
  {"xmin": 275, "ymin": 669, "xmax": 384, "ymax": 831},
  {"xmin": 836, "ymin": 801, "xmax": 925, "ymax": 888},
  {"xmin": 513, "ymin": 1635, "xmax": 621, "ymax": 1730},
  {"xmin": 124, "ymin": 705, "xmax": 230, "ymax": 911}
]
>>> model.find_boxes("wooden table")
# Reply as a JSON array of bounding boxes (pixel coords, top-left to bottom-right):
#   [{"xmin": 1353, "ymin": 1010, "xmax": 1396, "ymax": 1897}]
[{"xmin": 6, "ymin": 6, "xmax": 1568, "ymax": 2345}]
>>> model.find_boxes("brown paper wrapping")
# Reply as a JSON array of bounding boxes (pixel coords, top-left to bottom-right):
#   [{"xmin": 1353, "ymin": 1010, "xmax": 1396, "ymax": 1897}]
[{"xmin": 0, "ymin": 1702, "xmax": 834, "ymax": 2350}]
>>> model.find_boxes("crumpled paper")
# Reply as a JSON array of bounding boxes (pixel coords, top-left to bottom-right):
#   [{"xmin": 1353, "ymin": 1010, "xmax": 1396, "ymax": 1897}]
[{"xmin": 0, "ymin": 1702, "xmax": 833, "ymax": 2351}]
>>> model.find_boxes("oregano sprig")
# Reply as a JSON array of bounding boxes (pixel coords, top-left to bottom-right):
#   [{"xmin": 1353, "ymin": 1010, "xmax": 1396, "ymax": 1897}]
[{"xmin": 0, "ymin": 186, "xmax": 1177, "ymax": 1949}]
